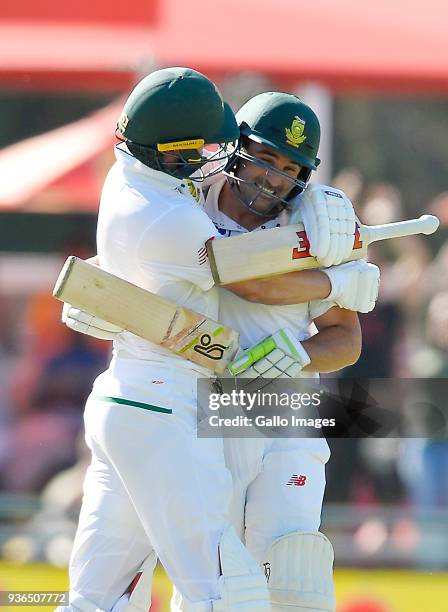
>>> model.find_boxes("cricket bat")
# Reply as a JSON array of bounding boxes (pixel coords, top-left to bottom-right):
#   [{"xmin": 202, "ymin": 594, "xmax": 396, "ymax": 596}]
[
  {"xmin": 53, "ymin": 256, "xmax": 241, "ymax": 374},
  {"xmin": 207, "ymin": 214, "xmax": 440, "ymax": 285}
]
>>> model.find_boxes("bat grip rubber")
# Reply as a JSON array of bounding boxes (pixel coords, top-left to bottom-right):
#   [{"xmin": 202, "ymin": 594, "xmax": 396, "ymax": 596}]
[{"xmin": 364, "ymin": 214, "xmax": 440, "ymax": 244}]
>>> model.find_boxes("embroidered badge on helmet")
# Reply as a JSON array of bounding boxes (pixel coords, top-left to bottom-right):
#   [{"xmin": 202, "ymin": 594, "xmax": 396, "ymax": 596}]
[{"xmin": 285, "ymin": 116, "xmax": 306, "ymax": 148}]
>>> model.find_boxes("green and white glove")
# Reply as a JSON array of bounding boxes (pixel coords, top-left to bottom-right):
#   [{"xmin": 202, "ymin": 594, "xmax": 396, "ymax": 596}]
[{"xmin": 227, "ymin": 327, "xmax": 311, "ymax": 378}]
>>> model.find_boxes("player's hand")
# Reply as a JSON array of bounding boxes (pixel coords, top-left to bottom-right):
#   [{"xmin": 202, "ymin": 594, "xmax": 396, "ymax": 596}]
[
  {"xmin": 291, "ymin": 184, "xmax": 356, "ymax": 267},
  {"xmin": 227, "ymin": 327, "xmax": 311, "ymax": 378},
  {"xmin": 322, "ymin": 260, "xmax": 380, "ymax": 313},
  {"xmin": 62, "ymin": 303, "xmax": 123, "ymax": 340}
]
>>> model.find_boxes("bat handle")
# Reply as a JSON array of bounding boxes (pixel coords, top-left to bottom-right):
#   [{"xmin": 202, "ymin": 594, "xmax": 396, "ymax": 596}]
[
  {"xmin": 227, "ymin": 337, "xmax": 277, "ymax": 375},
  {"xmin": 364, "ymin": 214, "xmax": 440, "ymax": 244},
  {"xmin": 413, "ymin": 214, "xmax": 440, "ymax": 234}
]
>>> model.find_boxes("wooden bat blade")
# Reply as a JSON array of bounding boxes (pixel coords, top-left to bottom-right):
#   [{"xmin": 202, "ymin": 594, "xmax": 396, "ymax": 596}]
[
  {"xmin": 207, "ymin": 214, "xmax": 440, "ymax": 284},
  {"xmin": 53, "ymin": 256, "xmax": 240, "ymax": 374},
  {"xmin": 207, "ymin": 222, "xmax": 363, "ymax": 284}
]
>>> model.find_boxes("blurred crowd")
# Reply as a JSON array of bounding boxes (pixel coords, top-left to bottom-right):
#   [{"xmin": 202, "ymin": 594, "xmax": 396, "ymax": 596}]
[
  {"xmin": 0, "ymin": 270, "xmax": 109, "ymax": 495},
  {"xmin": 326, "ymin": 172, "xmax": 448, "ymax": 512},
  {"xmin": 0, "ymin": 172, "xmax": 447, "ymax": 569}
]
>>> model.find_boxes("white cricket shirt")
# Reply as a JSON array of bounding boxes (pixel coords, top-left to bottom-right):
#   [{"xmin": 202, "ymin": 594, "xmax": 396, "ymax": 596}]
[
  {"xmin": 203, "ymin": 178, "xmax": 337, "ymax": 349},
  {"xmin": 96, "ymin": 145, "xmax": 219, "ymax": 373}
]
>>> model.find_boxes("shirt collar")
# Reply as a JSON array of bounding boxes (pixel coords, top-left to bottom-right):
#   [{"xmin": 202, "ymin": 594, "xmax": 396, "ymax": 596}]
[{"xmin": 114, "ymin": 143, "xmax": 185, "ymax": 192}]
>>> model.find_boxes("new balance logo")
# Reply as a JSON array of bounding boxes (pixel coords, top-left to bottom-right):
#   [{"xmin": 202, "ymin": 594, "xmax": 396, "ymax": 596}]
[{"xmin": 286, "ymin": 474, "xmax": 307, "ymax": 486}]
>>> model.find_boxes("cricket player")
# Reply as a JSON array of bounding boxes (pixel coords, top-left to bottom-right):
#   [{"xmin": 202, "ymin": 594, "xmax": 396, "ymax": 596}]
[
  {"xmin": 172, "ymin": 94, "xmax": 378, "ymax": 612},
  {"xmin": 57, "ymin": 67, "xmax": 277, "ymax": 612},
  {"xmin": 195, "ymin": 92, "xmax": 367, "ymax": 612},
  {"xmin": 64, "ymin": 91, "xmax": 380, "ymax": 612}
]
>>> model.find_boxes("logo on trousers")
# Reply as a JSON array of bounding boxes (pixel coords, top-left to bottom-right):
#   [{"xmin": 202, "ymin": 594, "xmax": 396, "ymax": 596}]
[{"xmin": 286, "ymin": 474, "xmax": 307, "ymax": 486}]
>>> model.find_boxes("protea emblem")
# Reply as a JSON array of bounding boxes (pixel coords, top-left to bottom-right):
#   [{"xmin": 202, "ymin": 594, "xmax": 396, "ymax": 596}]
[{"xmin": 285, "ymin": 116, "xmax": 306, "ymax": 148}]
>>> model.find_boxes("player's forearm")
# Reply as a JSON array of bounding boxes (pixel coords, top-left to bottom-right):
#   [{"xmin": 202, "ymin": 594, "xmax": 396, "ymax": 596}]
[
  {"xmin": 302, "ymin": 324, "xmax": 361, "ymax": 372},
  {"xmin": 225, "ymin": 270, "xmax": 331, "ymax": 305}
]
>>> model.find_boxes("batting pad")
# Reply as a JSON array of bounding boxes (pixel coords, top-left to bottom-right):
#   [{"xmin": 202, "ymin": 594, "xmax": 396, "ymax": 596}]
[{"xmin": 264, "ymin": 531, "xmax": 335, "ymax": 611}]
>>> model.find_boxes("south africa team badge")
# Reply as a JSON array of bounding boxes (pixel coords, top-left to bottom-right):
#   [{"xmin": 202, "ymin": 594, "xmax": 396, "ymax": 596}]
[{"xmin": 285, "ymin": 116, "xmax": 306, "ymax": 148}]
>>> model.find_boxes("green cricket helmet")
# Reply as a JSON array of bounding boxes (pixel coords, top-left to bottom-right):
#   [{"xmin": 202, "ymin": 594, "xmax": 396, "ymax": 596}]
[
  {"xmin": 117, "ymin": 67, "xmax": 239, "ymax": 180},
  {"xmin": 225, "ymin": 92, "xmax": 321, "ymax": 217}
]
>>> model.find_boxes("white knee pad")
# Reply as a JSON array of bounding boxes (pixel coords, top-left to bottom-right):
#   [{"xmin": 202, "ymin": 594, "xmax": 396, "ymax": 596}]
[
  {"xmin": 263, "ymin": 532, "xmax": 335, "ymax": 612},
  {"xmin": 111, "ymin": 551, "xmax": 157, "ymax": 612},
  {"xmin": 170, "ymin": 525, "xmax": 270, "ymax": 611}
]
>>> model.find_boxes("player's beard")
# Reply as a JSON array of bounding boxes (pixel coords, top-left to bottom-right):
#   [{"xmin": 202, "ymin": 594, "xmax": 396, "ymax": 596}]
[{"xmin": 232, "ymin": 177, "xmax": 291, "ymax": 218}]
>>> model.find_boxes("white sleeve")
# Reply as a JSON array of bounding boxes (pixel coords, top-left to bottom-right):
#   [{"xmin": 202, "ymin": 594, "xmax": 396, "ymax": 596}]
[
  {"xmin": 136, "ymin": 204, "xmax": 219, "ymax": 291},
  {"xmin": 308, "ymin": 298, "xmax": 339, "ymax": 320}
]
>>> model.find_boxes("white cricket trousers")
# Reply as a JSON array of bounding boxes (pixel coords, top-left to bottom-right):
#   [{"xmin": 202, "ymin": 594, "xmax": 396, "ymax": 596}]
[{"xmin": 67, "ymin": 361, "xmax": 232, "ymax": 611}]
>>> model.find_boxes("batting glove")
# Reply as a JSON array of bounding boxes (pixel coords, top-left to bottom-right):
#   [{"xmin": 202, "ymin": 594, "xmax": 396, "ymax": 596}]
[
  {"xmin": 62, "ymin": 302, "xmax": 123, "ymax": 341},
  {"xmin": 323, "ymin": 260, "xmax": 380, "ymax": 313},
  {"xmin": 228, "ymin": 327, "xmax": 311, "ymax": 378},
  {"xmin": 290, "ymin": 184, "xmax": 357, "ymax": 267}
]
